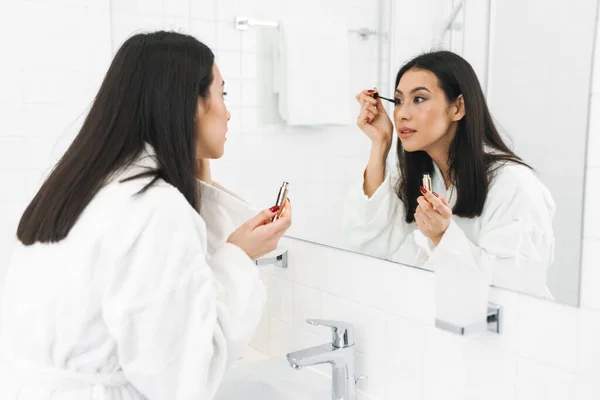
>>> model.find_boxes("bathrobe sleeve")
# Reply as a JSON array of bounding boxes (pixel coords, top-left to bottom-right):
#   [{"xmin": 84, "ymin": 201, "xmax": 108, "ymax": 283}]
[
  {"xmin": 102, "ymin": 183, "xmax": 267, "ymax": 400},
  {"xmin": 342, "ymin": 165, "xmax": 415, "ymax": 259},
  {"xmin": 427, "ymin": 165, "xmax": 556, "ymax": 298}
]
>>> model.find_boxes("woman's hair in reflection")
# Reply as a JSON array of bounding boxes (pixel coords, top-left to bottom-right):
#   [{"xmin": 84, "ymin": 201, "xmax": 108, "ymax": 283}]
[
  {"xmin": 395, "ymin": 51, "xmax": 530, "ymax": 223},
  {"xmin": 17, "ymin": 31, "xmax": 215, "ymax": 245}
]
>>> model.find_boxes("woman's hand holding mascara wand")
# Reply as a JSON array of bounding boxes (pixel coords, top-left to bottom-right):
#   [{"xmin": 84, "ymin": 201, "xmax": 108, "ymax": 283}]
[{"xmin": 355, "ymin": 88, "xmax": 394, "ymax": 198}]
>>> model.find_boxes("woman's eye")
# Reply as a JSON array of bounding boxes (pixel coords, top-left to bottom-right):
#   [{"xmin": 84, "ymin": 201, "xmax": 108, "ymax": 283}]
[
  {"xmin": 394, "ymin": 98, "xmax": 402, "ymax": 106},
  {"xmin": 414, "ymin": 96, "xmax": 425, "ymax": 104}
]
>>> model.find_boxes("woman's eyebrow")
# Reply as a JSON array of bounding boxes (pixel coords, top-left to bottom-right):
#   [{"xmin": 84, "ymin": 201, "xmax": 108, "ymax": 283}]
[{"xmin": 395, "ymin": 86, "xmax": 431, "ymax": 95}]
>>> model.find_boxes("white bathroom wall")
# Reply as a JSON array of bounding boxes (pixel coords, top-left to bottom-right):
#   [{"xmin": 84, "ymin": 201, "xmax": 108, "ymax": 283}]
[
  {"xmin": 0, "ymin": 0, "xmax": 112, "ymax": 295},
  {"xmin": 253, "ymin": 234, "xmax": 600, "ymax": 400}
]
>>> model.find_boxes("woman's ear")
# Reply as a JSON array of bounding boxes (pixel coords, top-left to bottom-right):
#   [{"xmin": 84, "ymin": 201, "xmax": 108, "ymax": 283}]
[
  {"xmin": 196, "ymin": 96, "xmax": 209, "ymax": 119},
  {"xmin": 452, "ymin": 94, "xmax": 466, "ymax": 122}
]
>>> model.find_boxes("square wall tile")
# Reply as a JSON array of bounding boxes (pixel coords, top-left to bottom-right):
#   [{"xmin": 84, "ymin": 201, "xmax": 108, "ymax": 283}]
[
  {"xmin": 163, "ymin": 0, "xmax": 189, "ymax": 18},
  {"xmin": 249, "ymin": 275, "xmax": 270, "ymax": 354},
  {"xmin": 269, "ymin": 276, "xmax": 294, "ymax": 323},
  {"xmin": 580, "ymin": 238, "xmax": 600, "ymax": 310},
  {"xmin": 190, "ymin": 0, "xmax": 216, "ymax": 20},
  {"xmin": 293, "ymin": 284, "xmax": 322, "ymax": 335},
  {"xmin": 0, "ymin": 66, "xmax": 22, "ymax": 104},
  {"xmin": 190, "ymin": 20, "xmax": 217, "ymax": 47},
  {"xmin": 0, "ymin": 104, "xmax": 23, "ymax": 137},
  {"xmin": 583, "ymin": 168, "xmax": 600, "ymax": 239},
  {"xmin": 0, "ymin": 137, "xmax": 53, "ymax": 172},
  {"xmin": 216, "ymin": 0, "xmax": 243, "ymax": 22},
  {"xmin": 587, "ymin": 95, "xmax": 600, "ymax": 168},
  {"xmin": 241, "ymin": 80, "xmax": 258, "ymax": 107},
  {"xmin": 217, "ymin": 0, "xmax": 283, "ymax": 22},
  {"xmin": 575, "ymin": 376, "xmax": 600, "ymax": 400},
  {"xmin": 385, "ymin": 314, "xmax": 427, "ymax": 375},
  {"xmin": 216, "ymin": 21, "xmax": 241, "ymax": 52},
  {"xmin": 268, "ymin": 318, "xmax": 294, "ymax": 357},
  {"xmin": 241, "ymin": 53, "xmax": 258, "ymax": 79},
  {"xmin": 385, "ymin": 362, "xmax": 421, "ymax": 400},
  {"xmin": 577, "ymin": 308, "xmax": 600, "ymax": 379},
  {"xmin": 318, "ymin": 255, "xmax": 356, "ymax": 301},
  {"xmin": 515, "ymin": 358, "xmax": 576, "ymax": 400},
  {"xmin": 384, "ymin": 264, "xmax": 436, "ymax": 324},
  {"xmin": 292, "ymin": 247, "xmax": 325, "ymax": 290},
  {"xmin": 422, "ymin": 327, "xmax": 516, "ymax": 400},
  {"xmin": 517, "ymin": 295, "xmax": 579, "ymax": 372},
  {"xmin": 353, "ymin": 257, "xmax": 389, "ymax": 310},
  {"xmin": 132, "ymin": 0, "xmax": 163, "ymax": 15},
  {"xmin": 241, "ymin": 29, "xmax": 257, "ymax": 53},
  {"xmin": 216, "ymin": 51, "xmax": 242, "ymax": 79}
]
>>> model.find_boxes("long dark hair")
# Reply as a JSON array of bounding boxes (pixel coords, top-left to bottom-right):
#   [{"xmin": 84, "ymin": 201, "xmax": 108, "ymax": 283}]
[
  {"xmin": 395, "ymin": 51, "xmax": 530, "ymax": 223},
  {"xmin": 17, "ymin": 31, "xmax": 215, "ymax": 245}
]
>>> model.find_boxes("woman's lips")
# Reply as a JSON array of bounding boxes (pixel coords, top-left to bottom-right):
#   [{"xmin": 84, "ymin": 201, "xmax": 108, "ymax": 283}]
[{"xmin": 398, "ymin": 127, "xmax": 417, "ymax": 139}]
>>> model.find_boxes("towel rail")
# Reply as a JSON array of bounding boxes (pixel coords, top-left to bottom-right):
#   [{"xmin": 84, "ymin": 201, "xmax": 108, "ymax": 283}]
[{"xmin": 234, "ymin": 16, "xmax": 387, "ymax": 41}]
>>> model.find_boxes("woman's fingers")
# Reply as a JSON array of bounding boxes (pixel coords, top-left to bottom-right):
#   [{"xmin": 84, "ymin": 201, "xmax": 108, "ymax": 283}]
[
  {"xmin": 422, "ymin": 190, "xmax": 452, "ymax": 218},
  {"xmin": 355, "ymin": 90, "xmax": 379, "ymax": 106}
]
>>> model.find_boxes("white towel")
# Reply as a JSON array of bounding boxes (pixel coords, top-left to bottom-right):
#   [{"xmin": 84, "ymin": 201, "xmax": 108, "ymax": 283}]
[{"xmin": 274, "ymin": 20, "xmax": 351, "ymax": 126}]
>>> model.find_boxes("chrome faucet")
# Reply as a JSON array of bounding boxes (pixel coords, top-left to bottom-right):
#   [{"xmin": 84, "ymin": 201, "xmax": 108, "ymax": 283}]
[{"xmin": 286, "ymin": 319, "xmax": 366, "ymax": 400}]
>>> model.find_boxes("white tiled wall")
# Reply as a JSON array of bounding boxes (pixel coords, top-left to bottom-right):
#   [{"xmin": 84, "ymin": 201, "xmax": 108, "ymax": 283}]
[
  {"xmin": 254, "ymin": 236, "xmax": 600, "ymax": 400},
  {"xmin": 0, "ymin": 0, "xmax": 112, "ymax": 295},
  {"xmin": 1, "ymin": 1, "xmax": 600, "ymax": 399},
  {"xmin": 111, "ymin": 0, "xmax": 392, "ymax": 252}
]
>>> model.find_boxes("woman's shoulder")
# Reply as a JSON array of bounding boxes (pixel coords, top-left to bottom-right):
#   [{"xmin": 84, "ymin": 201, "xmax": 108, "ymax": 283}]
[
  {"xmin": 85, "ymin": 175, "xmax": 202, "ymax": 239},
  {"xmin": 116, "ymin": 178, "xmax": 197, "ymax": 219},
  {"xmin": 490, "ymin": 161, "xmax": 537, "ymax": 188},
  {"xmin": 487, "ymin": 161, "xmax": 555, "ymax": 212}
]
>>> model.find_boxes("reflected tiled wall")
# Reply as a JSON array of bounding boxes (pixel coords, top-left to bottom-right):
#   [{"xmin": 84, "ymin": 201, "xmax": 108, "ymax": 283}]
[{"xmin": 111, "ymin": 0, "xmax": 391, "ymax": 251}]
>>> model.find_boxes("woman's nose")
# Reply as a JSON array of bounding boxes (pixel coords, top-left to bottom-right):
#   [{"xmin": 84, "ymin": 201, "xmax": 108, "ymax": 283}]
[
  {"xmin": 394, "ymin": 107, "xmax": 410, "ymax": 122},
  {"xmin": 227, "ymin": 110, "xmax": 231, "ymax": 121}
]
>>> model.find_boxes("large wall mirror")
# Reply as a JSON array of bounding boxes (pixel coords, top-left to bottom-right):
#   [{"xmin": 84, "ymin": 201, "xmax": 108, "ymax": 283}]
[
  {"xmin": 189, "ymin": 0, "xmax": 596, "ymax": 307},
  {"xmin": 60, "ymin": 0, "xmax": 596, "ymax": 308}
]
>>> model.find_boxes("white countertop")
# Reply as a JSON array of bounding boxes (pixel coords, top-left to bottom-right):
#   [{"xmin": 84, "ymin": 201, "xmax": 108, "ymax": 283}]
[{"xmin": 235, "ymin": 347, "xmax": 271, "ymax": 365}]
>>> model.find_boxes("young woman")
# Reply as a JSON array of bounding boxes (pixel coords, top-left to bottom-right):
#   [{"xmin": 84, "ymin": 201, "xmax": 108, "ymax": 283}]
[
  {"xmin": 343, "ymin": 51, "xmax": 555, "ymax": 299},
  {"xmin": 0, "ymin": 31, "xmax": 291, "ymax": 399}
]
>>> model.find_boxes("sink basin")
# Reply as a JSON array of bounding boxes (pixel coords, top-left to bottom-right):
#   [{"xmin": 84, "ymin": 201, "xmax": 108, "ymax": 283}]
[{"xmin": 215, "ymin": 357, "xmax": 331, "ymax": 400}]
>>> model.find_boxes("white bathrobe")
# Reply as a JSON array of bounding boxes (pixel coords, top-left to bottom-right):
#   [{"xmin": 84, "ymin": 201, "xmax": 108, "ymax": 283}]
[
  {"xmin": 343, "ymin": 161, "xmax": 556, "ymax": 299},
  {"xmin": 0, "ymin": 145, "xmax": 265, "ymax": 399}
]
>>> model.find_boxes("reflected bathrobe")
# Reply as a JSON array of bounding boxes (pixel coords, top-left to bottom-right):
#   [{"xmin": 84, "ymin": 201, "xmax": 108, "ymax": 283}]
[
  {"xmin": 0, "ymin": 146, "xmax": 264, "ymax": 399},
  {"xmin": 343, "ymin": 161, "xmax": 556, "ymax": 299}
]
